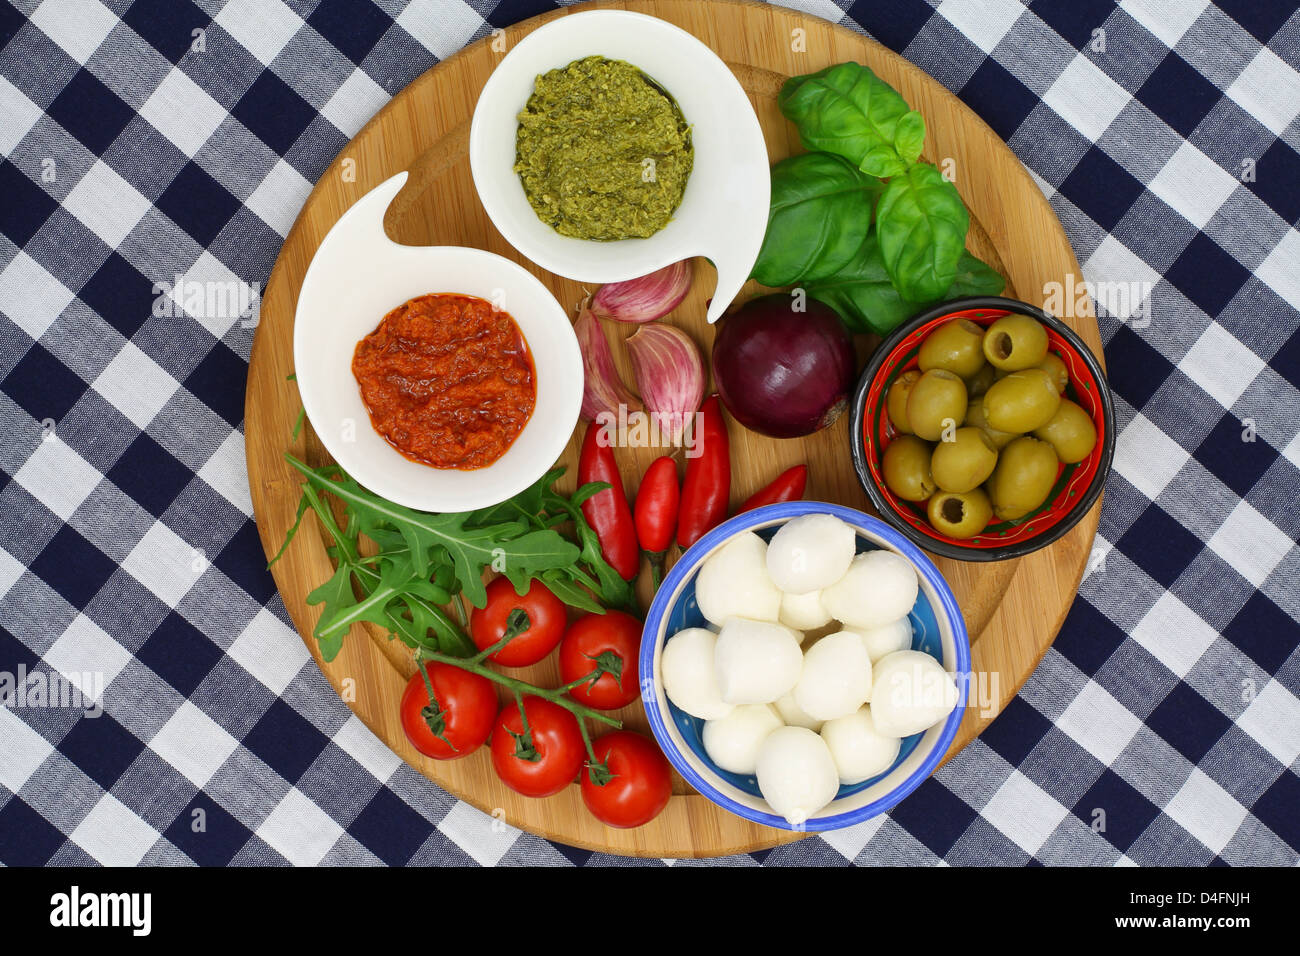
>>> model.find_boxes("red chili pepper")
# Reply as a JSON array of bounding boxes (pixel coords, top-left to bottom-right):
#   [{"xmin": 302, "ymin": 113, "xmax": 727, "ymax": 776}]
[
  {"xmin": 738, "ymin": 465, "xmax": 808, "ymax": 514},
  {"xmin": 677, "ymin": 395, "xmax": 731, "ymax": 549},
  {"xmin": 634, "ymin": 456, "xmax": 680, "ymax": 589},
  {"xmin": 578, "ymin": 421, "xmax": 640, "ymax": 581}
]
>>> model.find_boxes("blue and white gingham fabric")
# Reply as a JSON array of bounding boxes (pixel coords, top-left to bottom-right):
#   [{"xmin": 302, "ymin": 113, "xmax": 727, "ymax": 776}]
[{"xmin": 1, "ymin": 0, "xmax": 1297, "ymax": 867}]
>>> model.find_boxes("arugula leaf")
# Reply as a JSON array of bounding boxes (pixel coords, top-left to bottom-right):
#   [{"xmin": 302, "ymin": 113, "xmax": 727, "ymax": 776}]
[
  {"xmin": 778, "ymin": 62, "xmax": 917, "ymax": 177},
  {"xmin": 875, "ymin": 162, "xmax": 970, "ymax": 302},
  {"xmin": 539, "ymin": 569, "xmax": 606, "ymax": 614},
  {"xmin": 539, "ymin": 485, "xmax": 636, "ymax": 613},
  {"xmin": 306, "ymin": 562, "xmax": 412, "ymax": 662},
  {"xmin": 751, "ymin": 153, "xmax": 883, "ymax": 287},
  {"xmin": 284, "ymin": 455, "xmax": 579, "ymax": 608},
  {"xmin": 279, "ymin": 456, "xmax": 631, "ymax": 663},
  {"xmin": 267, "ymin": 491, "xmax": 310, "ymax": 568}
]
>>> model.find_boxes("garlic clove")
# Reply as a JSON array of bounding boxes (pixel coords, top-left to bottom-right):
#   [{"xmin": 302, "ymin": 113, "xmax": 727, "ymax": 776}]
[
  {"xmin": 575, "ymin": 298, "xmax": 641, "ymax": 423},
  {"xmin": 590, "ymin": 260, "xmax": 693, "ymax": 324},
  {"xmin": 626, "ymin": 323, "xmax": 704, "ymax": 444}
]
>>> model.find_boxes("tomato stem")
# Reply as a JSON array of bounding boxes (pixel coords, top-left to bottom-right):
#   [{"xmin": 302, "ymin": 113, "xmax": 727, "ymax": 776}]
[
  {"xmin": 415, "ymin": 659, "xmax": 456, "ymax": 752},
  {"xmin": 576, "ymin": 716, "xmax": 613, "ymax": 786},
  {"xmin": 509, "ymin": 689, "xmax": 540, "ymax": 762},
  {"xmin": 414, "ymin": 648, "xmax": 621, "ymax": 729},
  {"xmin": 467, "ymin": 608, "xmax": 531, "ymax": 665},
  {"xmin": 645, "ymin": 550, "xmax": 666, "ymax": 592}
]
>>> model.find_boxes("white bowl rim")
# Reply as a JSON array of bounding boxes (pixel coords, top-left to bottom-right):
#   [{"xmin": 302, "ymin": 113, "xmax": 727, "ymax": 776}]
[
  {"xmin": 639, "ymin": 501, "xmax": 972, "ymax": 832},
  {"xmin": 467, "ymin": 8, "xmax": 770, "ymax": 323},
  {"xmin": 292, "ymin": 171, "xmax": 583, "ymax": 512}
]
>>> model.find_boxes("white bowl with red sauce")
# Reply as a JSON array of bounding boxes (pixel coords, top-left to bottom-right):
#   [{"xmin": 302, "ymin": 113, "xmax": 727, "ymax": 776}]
[{"xmin": 292, "ymin": 171, "xmax": 583, "ymax": 512}]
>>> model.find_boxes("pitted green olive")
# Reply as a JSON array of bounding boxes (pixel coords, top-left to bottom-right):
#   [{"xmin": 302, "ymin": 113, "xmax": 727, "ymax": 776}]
[
  {"xmin": 987, "ymin": 436, "xmax": 1059, "ymax": 521},
  {"xmin": 882, "ymin": 434, "xmax": 937, "ymax": 502},
  {"xmin": 982, "ymin": 314, "xmax": 1049, "ymax": 371},
  {"xmin": 1034, "ymin": 399, "xmax": 1097, "ymax": 463},
  {"xmin": 906, "ymin": 369, "xmax": 968, "ymax": 442},
  {"xmin": 1031, "ymin": 353, "xmax": 1069, "ymax": 394},
  {"xmin": 982, "ymin": 368, "xmax": 1061, "ymax": 433},
  {"xmin": 927, "ymin": 488, "xmax": 993, "ymax": 539},
  {"xmin": 919, "ymin": 319, "xmax": 987, "ymax": 379},
  {"xmin": 964, "ymin": 363, "xmax": 997, "ymax": 399},
  {"xmin": 930, "ymin": 427, "xmax": 999, "ymax": 493},
  {"xmin": 964, "ymin": 399, "xmax": 1018, "ymax": 449},
  {"xmin": 886, "ymin": 369, "xmax": 921, "ymax": 434}
]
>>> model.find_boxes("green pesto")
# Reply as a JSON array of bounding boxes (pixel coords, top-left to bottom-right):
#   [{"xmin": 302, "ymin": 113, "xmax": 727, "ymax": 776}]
[{"xmin": 514, "ymin": 55, "xmax": 693, "ymax": 241}]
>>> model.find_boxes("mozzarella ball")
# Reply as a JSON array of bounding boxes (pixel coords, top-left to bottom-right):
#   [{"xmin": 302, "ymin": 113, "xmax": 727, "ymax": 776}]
[
  {"xmin": 765, "ymin": 514, "xmax": 858, "ymax": 594},
  {"xmin": 661, "ymin": 628, "xmax": 733, "ymax": 720},
  {"xmin": 755, "ymin": 727, "xmax": 840, "ymax": 827},
  {"xmin": 774, "ymin": 691, "xmax": 824, "ymax": 732},
  {"xmin": 702, "ymin": 704, "xmax": 783, "ymax": 775},
  {"xmin": 820, "ymin": 706, "xmax": 901, "ymax": 785},
  {"xmin": 857, "ymin": 617, "xmax": 913, "ymax": 662},
  {"xmin": 779, "ymin": 588, "xmax": 831, "ymax": 633},
  {"xmin": 821, "ymin": 550, "xmax": 919, "ymax": 630},
  {"xmin": 870, "ymin": 650, "xmax": 959, "ymax": 737},
  {"xmin": 714, "ymin": 618, "xmax": 804, "ymax": 705},
  {"xmin": 792, "ymin": 629, "xmax": 874, "ymax": 721},
  {"xmin": 696, "ymin": 532, "xmax": 782, "ymax": 627}
]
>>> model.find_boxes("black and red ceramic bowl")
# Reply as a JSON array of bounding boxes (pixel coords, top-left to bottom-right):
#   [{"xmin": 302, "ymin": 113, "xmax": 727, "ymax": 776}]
[{"xmin": 850, "ymin": 296, "xmax": 1115, "ymax": 562}]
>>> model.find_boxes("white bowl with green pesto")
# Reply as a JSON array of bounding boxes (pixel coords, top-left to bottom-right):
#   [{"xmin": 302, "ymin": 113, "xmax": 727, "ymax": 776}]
[{"xmin": 469, "ymin": 9, "xmax": 770, "ymax": 324}]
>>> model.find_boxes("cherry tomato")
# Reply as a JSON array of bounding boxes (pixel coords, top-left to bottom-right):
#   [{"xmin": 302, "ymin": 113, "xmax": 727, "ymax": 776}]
[
  {"xmin": 581, "ymin": 731, "xmax": 672, "ymax": 829},
  {"xmin": 490, "ymin": 696, "xmax": 584, "ymax": 798},
  {"xmin": 559, "ymin": 610, "xmax": 642, "ymax": 711},
  {"xmin": 400, "ymin": 663, "xmax": 497, "ymax": 760},
  {"xmin": 470, "ymin": 577, "xmax": 567, "ymax": 667}
]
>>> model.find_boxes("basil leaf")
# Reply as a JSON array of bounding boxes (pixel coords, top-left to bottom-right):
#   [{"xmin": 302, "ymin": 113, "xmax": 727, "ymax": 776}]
[
  {"xmin": 751, "ymin": 153, "xmax": 883, "ymax": 287},
  {"xmin": 893, "ymin": 110, "xmax": 925, "ymax": 166},
  {"xmin": 806, "ymin": 232, "xmax": 917, "ymax": 335},
  {"xmin": 778, "ymin": 62, "xmax": 916, "ymax": 177},
  {"xmin": 860, "ymin": 145, "xmax": 908, "ymax": 179},
  {"xmin": 875, "ymin": 163, "xmax": 970, "ymax": 302},
  {"xmin": 809, "ymin": 233, "xmax": 1005, "ymax": 335},
  {"xmin": 948, "ymin": 251, "xmax": 1006, "ymax": 298}
]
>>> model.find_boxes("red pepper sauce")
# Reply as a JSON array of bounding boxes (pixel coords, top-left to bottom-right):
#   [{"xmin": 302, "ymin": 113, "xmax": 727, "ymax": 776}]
[{"xmin": 352, "ymin": 293, "xmax": 536, "ymax": 470}]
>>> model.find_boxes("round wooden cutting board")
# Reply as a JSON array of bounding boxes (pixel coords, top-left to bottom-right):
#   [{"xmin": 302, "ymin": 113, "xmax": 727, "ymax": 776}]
[{"xmin": 246, "ymin": 0, "xmax": 1103, "ymax": 857}]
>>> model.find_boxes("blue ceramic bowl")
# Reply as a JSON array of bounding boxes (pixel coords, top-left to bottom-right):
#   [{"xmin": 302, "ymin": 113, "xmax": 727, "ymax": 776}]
[{"xmin": 640, "ymin": 501, "xmax": 970, "ymax": 832}]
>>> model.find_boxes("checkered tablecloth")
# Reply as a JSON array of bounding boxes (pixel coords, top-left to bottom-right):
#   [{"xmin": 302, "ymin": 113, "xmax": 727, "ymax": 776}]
[{"xmin": 1, "ymin": 0, "xmax": 1297, "ymax": 867}]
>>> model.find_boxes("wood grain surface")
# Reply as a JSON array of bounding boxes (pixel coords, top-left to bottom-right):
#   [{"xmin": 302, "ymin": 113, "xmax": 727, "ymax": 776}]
[{"xmin": 245, "ymin": 0, "xmax": 1103, "ymax": 857}]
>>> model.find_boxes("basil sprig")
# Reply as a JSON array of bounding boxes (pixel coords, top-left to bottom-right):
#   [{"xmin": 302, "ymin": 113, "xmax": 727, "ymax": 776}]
[{"xmin": 754, "ymin": 61, "xmax": 1004, "ymax": 334}]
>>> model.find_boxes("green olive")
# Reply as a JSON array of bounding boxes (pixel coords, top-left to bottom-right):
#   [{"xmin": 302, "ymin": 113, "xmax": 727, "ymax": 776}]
[
  {"xmin": 964, "ymin": 399, "xmax": 1018, "ymax": 449},
  {"xmin": 982, "ymin": 314, "xmax": 1049, "ymax": 371},
  {"xmin": 882, "ymin": 435, "xmax": 937, "ymax": 502},
  {"xmin": 964, "ymin": 363, "xmax": 997, "ymax": 399},
  {"xmin": 1031, "ymin": 352, "xmax": 1069, "ymax": 394},
  {"xmin": 987, "ymin": 436, "xmax": 1059, "ymax": 521},
  {"xmin": 886, "ymin": 370, "xmax": 921, "ymax": 434},
  {"xmin": 1033, "ymin": 399, "xmax": 1097, "ymax": 463},
  {"xmin": 930, "ymin": 427, "xmax": 999, "ymax": 493},
  {"xmin": 927, "ymin": 488, "xmax": 993, "ymax": 539},
  {"xmin": 982, "ymin": 368, "xmax": 1061, "ymax": 433},
  {"xmin": 919, "ymin": 319, "xmax": 987, "ymax": 379},
  {"xmin": 906, "ymin": 369, "xmax": 968, "ymax": 442}
]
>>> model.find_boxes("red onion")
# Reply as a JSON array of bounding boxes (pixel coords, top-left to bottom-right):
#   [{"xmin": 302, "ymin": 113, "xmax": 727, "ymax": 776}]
[{"xmin": 711, "ymin": 295, "xmax": 856, "ymax": 438}]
